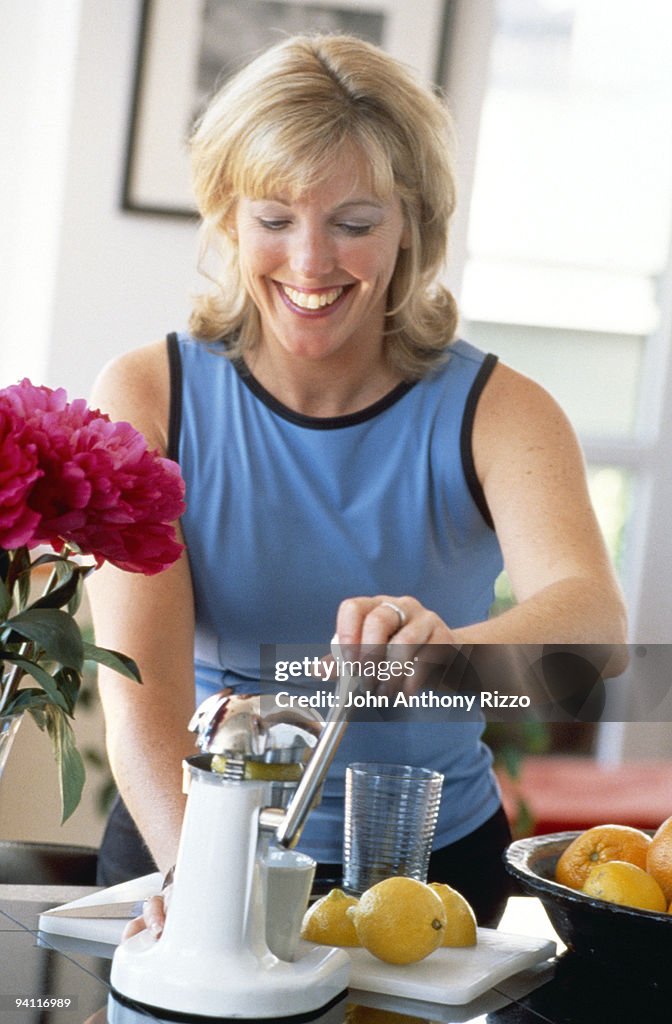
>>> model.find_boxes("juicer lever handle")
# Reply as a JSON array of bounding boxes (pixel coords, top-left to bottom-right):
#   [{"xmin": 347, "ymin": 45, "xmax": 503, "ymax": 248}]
[
  {"xmin": 271, "ymin": 637, "xmax": 357, "ymax": 848},
  {"xmin": 272, "ymin": 714, "xmax": 348, "ymax": 847}
]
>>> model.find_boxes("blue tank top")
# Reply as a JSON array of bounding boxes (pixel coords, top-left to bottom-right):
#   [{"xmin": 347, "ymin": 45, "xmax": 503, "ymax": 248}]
[{"xmin": 168, "ymin": 332, "xmax": 504, "ymax": 861}]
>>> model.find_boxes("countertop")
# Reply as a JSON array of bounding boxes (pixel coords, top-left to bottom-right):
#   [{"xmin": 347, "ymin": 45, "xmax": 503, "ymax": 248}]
[{"xmin": 1, "ymin": 885, "xmax": 670, "ymax": 1023}]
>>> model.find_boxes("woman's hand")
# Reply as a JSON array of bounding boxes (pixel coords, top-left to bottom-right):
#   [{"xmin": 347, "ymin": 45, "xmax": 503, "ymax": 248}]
[
  {"xmin": 336, "ymin": 595, "xmax": 456, "ymax": 649},
  {"xmin": 121, "ymin": 887, "xmax": 171, "ymax": 942},
  {"xmin": 334, "ymin": 595, "xmax": 459, "ymax": 695}
]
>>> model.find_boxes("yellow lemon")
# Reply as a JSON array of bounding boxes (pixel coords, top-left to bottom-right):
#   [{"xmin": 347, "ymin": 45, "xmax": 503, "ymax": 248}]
[
  {"xmin": 428, "ymin": 883, "xmax": 477, "ymax": 947},
  {"xmin": 301, "ymin": 889, "xmax": 361, "ymax": 946},
  {"xmin": 347, "ymin": 876, "xmax": 446, "ymax": 964},
  {"xmin": 582, "ymin": 860, "xmax": 666, "ymax": 912}
]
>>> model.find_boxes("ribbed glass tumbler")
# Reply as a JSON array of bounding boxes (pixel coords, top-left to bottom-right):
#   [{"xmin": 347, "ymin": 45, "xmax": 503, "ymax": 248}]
[{"xmin": 343, "ymin": 762, "xmax": 444, "ymax": 895}]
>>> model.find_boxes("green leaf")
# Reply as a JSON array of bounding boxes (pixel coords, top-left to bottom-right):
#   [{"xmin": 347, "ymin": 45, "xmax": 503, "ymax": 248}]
[
  {"xmin": 45, "ymin": 705, "xmax": 86, "ymax": 823},
  {"xmin": 25, "ymin": 701, "xmax": 48, "ymax": 730},
  {"xmin": 82, "ymin": 747, "xmax": 106, "ymax": 769},
  {"xmin": 7, "ymin": 688, "xmax": 50, "ymax": 719},
  {"xmin": 0, "ymin": 576, "xmax": 11, "ymax": 620},
  {"xmin": 512, "ymin": 797, "xmax": 535, "ymax": 839},
  {"xmin": 52, "ymin": 666, "xmax": 81, "ymax": 716},
  {"xmin": 98, "ymin": 778, "xmax": 118, "ymax": 817},
  {"xmin": 1, "ymin": 655, "xmax": 71, "ymax": 711},
  {"xmin": 30, "ymin": 552, "xmax": 76, "ymax": 570},
  {"xmin": 7, "ymin": 546, "xmax": 31, "ymax": 609},
  {"xmin": 499, "ymin": 743, "xmax": 523, "ymax": 780},
  {"xmin": 83, "ymin": 641, "xmax": 142, "ymax": 683},
  {"xmin": 3, "ymin": 609, "xmax": 84, "ymax": 670},
  {"xmin": 67, "ymin": 573, "xmax": 85, "ymax": 617},
  {"xmin": 30, "ymin": 566, "xmax": 89, "ymax": 612}
]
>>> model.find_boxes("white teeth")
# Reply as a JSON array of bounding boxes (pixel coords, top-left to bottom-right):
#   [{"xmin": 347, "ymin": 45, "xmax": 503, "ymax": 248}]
[{"xmin": 282, "ymin": 285, "xmax": 344, "ymax": 309}]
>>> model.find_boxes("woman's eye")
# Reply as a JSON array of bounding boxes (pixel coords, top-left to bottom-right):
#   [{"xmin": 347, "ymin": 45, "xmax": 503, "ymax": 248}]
[
  {"xmin": 258, "ymin": 218, "xmax": 290, "ymax": 231},
  {"xmin": 338, "ymin": 223, "xmax": 373, "ymax": 236}
]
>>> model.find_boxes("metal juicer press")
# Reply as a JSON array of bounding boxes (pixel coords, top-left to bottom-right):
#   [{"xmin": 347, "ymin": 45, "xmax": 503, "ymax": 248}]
[{"xmin": 109, "ymin": 687, "xmax": 352, "ymax": 1020}]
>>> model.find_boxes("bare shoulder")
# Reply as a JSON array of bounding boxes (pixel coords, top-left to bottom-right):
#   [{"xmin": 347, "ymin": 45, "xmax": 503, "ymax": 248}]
[
  {"xmin": 476, "ymin": 360, "xmax": 574, "ymax": 432},
  {"xmin": 90, "ymin": 339, "xmax": 171, "ymax": 454},
  {"xmin": 473, "ymin": 360, "xmax": 583, "ymax": 482}
]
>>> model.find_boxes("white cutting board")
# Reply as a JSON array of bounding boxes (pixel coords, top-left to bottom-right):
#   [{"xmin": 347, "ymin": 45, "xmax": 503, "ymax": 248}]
[
  {"xmin": 338, "ymin": 929, "xmax": 556, "ymax": 1005},
  {"xmin": 40, "ymin": 880, "xmax": 556, "ymax": 1006},
  {"xmin": 38, "ymin": 872, "xmax": 163, "ymax": 947}
]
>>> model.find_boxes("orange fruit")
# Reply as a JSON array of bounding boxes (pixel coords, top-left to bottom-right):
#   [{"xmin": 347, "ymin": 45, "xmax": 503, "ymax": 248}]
[
  {"xmin": 300, "ymin": 889, "xmax": 361, "ymax": 946},
  {"xmin": 347, "ymin": 877, "xmax": 446, "ymax": 964},
  {"xmin": 646, "ymin": 815, "xmax": 672, "ymax": 903},
  {"xmin": 582, "ymin": 860, "xmax": 666, "ymax": 912},
  {"xmin": 555, "ymin": 825, "xmax": 651, "ymax": 890},
  {"xmin": 428, "ymin": 883, "xmax": 477, "ymax": 947}
]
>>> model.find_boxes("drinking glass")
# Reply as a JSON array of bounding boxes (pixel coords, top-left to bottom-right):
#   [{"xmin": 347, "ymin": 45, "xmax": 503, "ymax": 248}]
[{"xmin": 343, "ymin": 762, "xmax": 443, "ymax": 895}]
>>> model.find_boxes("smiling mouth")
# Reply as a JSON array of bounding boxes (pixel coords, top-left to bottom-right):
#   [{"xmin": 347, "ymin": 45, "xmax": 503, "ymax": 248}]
[{"xmin": 277, "ymin": 283, "xmax": 350, "ymax": 312}]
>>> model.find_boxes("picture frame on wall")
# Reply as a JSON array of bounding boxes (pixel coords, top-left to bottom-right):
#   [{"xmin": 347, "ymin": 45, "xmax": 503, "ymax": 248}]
[{"xmin": 121, "ymin": 0, "xmax": 451, "ymax": 217}]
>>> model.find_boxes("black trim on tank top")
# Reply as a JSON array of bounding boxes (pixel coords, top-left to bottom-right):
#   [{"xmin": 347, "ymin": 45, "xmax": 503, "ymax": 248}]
[
  {"xmin": 232, "ymin": 357, "xmax": 416, "ymax": 430},
  {"xmin": 166, "ymin": 332, "xmax": 183, "ymax": 463},
  {"xmin": 460, "ymin": 352, "xmax": 498, "ymax": 530},
  {"xmin": 167, "ymin": 333, "xmax": 496, "ymax": 529}
]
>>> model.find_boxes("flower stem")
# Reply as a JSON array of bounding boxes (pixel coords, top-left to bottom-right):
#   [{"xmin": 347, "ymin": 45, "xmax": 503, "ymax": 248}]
[
  {"xmin": 0, "ymin": 550, "xmax": 63, "ymax": 716},
  {"xmin": 0, "ymin": 649, "xmax": 27, "ymax": 716}
]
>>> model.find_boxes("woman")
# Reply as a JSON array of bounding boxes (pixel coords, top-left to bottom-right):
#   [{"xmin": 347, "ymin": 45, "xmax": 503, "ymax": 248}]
[{"xmin": 88, "ymin": 34, "xmax": 627, "ymax": 930}]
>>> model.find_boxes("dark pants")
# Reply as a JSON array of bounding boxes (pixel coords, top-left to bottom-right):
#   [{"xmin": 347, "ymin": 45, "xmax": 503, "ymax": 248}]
[
  {"xmin": 428, "ymin": 805, "xmax": 519, "ymax": 926},
  {"xmin": 97, "ymin": 795, "xmax": 158, "ymax": 887},
  {"xmin": 98, "ymin": 797, "xmax": 517, "ymax": 926}
]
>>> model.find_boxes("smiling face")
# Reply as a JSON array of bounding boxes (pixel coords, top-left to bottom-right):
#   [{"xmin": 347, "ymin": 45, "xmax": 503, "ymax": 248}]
[{"xmin": 232, "ymin": 148, "xmax": 409, "ymax": 367}]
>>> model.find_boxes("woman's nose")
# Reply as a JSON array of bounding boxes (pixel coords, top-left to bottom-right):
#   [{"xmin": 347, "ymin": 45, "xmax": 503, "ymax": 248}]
[{"xmin": 288, "ymin": 226, "xmax": 336, "ymax": 279}]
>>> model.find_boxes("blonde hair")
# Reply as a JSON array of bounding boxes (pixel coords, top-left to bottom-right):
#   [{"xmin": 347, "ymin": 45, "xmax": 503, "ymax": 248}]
[{"xmin": 189, "ymin": 33, "xmax": 458, "ymax": 378}]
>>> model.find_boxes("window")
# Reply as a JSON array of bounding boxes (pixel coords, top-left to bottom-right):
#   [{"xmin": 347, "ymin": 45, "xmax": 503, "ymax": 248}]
[{"xmin": 455, "ymin": 0, "xmax": 672, "ymax": 756}]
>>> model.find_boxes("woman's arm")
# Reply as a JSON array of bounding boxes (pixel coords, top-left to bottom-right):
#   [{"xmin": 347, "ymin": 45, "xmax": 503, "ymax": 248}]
[
  {"xmin": 87, "ymin": 342, "xmax": 195, "ymax": 873},
  {"xmin": 336, "ymin": 362, "xmax": 628, "ymax": 674},
  {"xmin": 463, "ymin": 362, "xmax": 628, "ymax": 650}
]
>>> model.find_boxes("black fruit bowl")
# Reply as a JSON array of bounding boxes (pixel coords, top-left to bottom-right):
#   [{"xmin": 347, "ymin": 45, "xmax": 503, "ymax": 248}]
[{"xmin": 505, "ymin": 831, "xmax": 672, "ymax": 979}]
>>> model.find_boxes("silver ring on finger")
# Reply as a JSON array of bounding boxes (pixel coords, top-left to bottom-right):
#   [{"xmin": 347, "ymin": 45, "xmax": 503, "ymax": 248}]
[{"xmin": 379, "ymin": 600, "xmax": 407, "ymax": 631}]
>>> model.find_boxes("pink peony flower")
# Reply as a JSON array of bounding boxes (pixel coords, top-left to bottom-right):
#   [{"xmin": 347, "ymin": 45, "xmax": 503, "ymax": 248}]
[
  {"xmin": 0, "ymin": 405, "xmax": 43, "ymax": 548},
  {"xmin": 0, "ymin": 379, "xmax": 185, "ymax": 574}
]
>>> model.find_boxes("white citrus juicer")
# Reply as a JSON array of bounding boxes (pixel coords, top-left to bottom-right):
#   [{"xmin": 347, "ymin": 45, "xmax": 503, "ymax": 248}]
[{"xmin": 109, "ymin": 688, "xmax": 351, "ymax": 1019}]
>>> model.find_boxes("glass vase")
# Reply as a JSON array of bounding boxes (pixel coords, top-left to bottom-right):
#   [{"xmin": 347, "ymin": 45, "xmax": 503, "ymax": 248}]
[{"xmin": 0, "ymin": 713, "xmax": 24, "ymax": 777}]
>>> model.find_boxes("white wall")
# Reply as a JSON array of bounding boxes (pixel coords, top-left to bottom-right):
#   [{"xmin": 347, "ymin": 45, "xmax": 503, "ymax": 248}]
[
  {"xmin": 1, "ymin": 0, "xmax": 201, "ymax": 399},
  {"xmin": 1, "ymin": 0, "xmax": 202, "ymax": 844},
  {"xmin": 48, "ymin": 0, "xmax": 204, "ymax": 401},
  {"xmin": 1, "ymin": 0, "xmax": 82, "ymax": 386}
]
